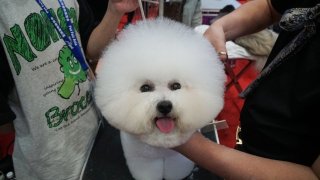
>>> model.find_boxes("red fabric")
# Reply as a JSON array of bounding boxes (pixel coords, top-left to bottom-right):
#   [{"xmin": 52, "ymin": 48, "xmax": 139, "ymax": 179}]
[
  {"xmin": 118, "ymin": 5, "xmax": 159, "ymax": 30},
  {"xmin": 238, "ymin": 0, "xmax": 248, "ymax": 4},
  {"xmin": 0, "ymin": 132, "xmax": 15, "ymax": 159},
  {"xmin": 217, "ymin": 59, "xmax": 258, "ymax": 148}
]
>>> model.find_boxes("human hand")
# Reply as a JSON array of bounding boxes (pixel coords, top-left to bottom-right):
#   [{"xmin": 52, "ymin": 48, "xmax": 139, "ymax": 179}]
[
  {"xmin": 172, "ymin": 131, "xmax": 206, "ymax": 153},
  {"xmin": 204, "ymin": 22, "xmax": 228, "ymax": 61},
  {"xmin": 108, "ymin": 0, "xmax": 139, "ymax": 16}
]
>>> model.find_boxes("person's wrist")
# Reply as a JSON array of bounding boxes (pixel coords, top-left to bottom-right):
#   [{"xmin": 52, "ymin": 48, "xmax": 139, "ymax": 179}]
[
  {"xmin": 172, "ymin": 131, "xmax": 202, "ymax": 152},
  {"xmin": 105, "ymin": 8, "xmax": 123, "ymax": 21},
  {"xmin": 172, "ymin": 141, "xmax": 186, "ymax": 152},
  {"xmin": 217, "ymin": 51, "xmax": 228, "ymax": 61}
]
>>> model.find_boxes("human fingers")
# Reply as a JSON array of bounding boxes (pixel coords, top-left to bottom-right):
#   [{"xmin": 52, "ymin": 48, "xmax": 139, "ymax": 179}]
[
  {"xmin": 109, "ymin": 0, "xmax": 139, "ymax": 15},
  {"xmin": 204, "ymin": 24, "xmax": 228, "ymax": 61}
]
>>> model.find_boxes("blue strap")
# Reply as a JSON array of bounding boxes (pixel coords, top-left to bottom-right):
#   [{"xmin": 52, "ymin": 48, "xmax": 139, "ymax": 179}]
[{"xmin": 35, "ymin": 0, "xmax": 89, "ymax": 71}]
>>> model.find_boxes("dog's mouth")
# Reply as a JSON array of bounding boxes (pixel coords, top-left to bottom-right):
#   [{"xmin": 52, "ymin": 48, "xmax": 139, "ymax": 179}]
[{"xmin": 154, "ymin": 117, "xmax": 176, "ymax": 134}]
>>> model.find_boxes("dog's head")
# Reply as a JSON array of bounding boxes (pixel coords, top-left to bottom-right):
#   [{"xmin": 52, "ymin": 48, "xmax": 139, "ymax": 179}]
[{"xmin": 95, "ymin": 18, "xmax": 225, "ymax": 148}]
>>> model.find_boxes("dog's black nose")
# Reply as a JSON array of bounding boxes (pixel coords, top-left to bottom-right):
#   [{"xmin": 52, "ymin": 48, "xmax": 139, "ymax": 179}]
[{"xmin": 157, "ymin": 100, "xmax": 172, "ymax": 114}]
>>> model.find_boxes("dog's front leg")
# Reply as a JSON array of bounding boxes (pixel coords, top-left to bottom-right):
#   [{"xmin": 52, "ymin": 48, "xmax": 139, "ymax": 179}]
[
  {"xmin": 163, "ymin": 153, "xmax": 194, "ymax": 180},
  {"xmin": 121, "ymin": 132, "xmax": 165, "ymax": 180},
  {"xmin": 125, "ymin": 156, "xmax": 164, "ymax": 180}
]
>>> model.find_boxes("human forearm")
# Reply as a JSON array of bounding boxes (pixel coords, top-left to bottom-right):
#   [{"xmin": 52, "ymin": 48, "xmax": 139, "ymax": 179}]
[
  {"xmin": 86, "ymin": 0, "xmax": 138, "ymax": 62},
  {"xmin": 204, "ymin": 0, "xmax": 281, "ymax": 60},
  {"xmin": 215, "ymin": 0, "xmax": 279, "ymax": 40},
  {"xmin": 174, "ymin": 132, "xmax": 319, "ymax": 180},
  {"xmin": 86, "ymin": 8, "xmax": 123, "ymax": 61},
  {"xmin": 313, "ymin": 155, "xmax": 320, "ymax": 179},
  {"xmin": 204, "ymin": 0, "xmax": 281, "ymax": 53}
]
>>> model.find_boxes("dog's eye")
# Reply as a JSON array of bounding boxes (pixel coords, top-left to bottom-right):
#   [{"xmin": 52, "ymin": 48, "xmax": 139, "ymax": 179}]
[
  {"xmin": 140, "ymin": 84, "xmax": 154, "ymax": 92},
  {"xmin": 169, "ymin": 82, "xmax": 181, "ymax": 91}
]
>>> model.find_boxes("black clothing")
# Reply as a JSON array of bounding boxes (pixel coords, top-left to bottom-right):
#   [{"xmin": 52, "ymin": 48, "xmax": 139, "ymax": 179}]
[
  {"xmin": 240, "ymin": 0, "xmax": 320, "ymax": 166},
  {"xmin": 0, "ymin": 43, "xmax": 16, "ymax": 126},
  {"xmin": 78, "ymin": 0, "xmax": 98, "ymax": 53},
  {"xmin": 86, "ymin": 1, "xmax": 109, "ymax": 22}
]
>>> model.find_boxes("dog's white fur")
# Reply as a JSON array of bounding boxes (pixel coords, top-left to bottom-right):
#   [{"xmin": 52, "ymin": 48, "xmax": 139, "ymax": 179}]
[{"xmin": 95, "ymin": 18, "xmax": 225, "ymax": 180}]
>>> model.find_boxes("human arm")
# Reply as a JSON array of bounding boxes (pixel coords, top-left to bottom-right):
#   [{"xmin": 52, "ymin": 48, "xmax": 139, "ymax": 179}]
[
  {"xmin": 204, "ymin": 0, "xmax": 281, "ymax": 60},
  {"xmin": 85, "ymin": 0, "xmax": 139, "ymax": 61},
  {"xmin": 174, "ymin": 132, "xmax": 320, "ymax": 179}
]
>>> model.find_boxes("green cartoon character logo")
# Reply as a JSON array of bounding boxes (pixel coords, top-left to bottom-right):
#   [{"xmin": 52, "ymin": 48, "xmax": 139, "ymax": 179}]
[{"xmin": 58, "ymin": 45, "xmax": 87, "ymax": 99}]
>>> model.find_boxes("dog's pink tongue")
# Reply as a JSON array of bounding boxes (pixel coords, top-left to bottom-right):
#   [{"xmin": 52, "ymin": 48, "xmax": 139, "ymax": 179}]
[{"xmin": 156, "ymin": 118, "xmax": 175, "ymax": 134}]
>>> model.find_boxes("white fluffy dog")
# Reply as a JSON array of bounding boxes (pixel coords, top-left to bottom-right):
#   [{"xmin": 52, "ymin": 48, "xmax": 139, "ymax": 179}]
[{"xmin": 95, "ymin": 18, "xmax": 225, "ymax": 180}]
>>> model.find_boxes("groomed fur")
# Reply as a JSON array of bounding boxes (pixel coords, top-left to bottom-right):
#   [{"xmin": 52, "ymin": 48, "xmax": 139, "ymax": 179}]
[{"xmin": 95, "ymin": 18, "xmax": 225, "ymax": 148}]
